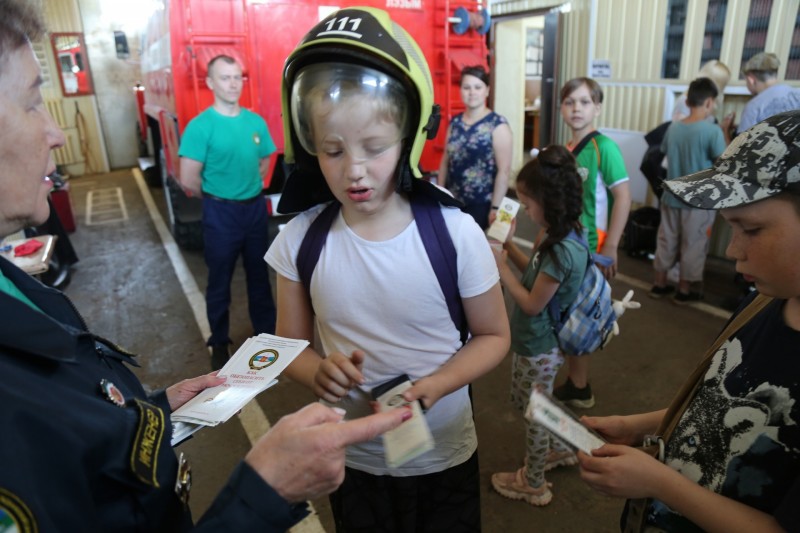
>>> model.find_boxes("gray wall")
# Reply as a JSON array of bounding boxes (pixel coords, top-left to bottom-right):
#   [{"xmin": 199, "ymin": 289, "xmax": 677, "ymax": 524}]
[{"xmin": 79, "ymin": 0, "xmax": 143, "ymax": 169}]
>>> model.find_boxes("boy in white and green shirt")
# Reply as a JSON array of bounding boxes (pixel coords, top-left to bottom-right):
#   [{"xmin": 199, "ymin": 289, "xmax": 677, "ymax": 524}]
[{"xmin": 554, "ymin": 77, "xmax": 631, "ymax": 408}]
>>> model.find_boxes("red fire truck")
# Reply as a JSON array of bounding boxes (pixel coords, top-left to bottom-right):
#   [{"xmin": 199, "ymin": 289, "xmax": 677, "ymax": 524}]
[{"xmin": 135, "ymin": 0, "xmax": 490, "ymax": 249}]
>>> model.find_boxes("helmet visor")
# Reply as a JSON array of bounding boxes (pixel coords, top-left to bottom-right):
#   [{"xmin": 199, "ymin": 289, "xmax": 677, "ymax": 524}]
[{"xmin": 291, "ymin": 62, "xmax": 410, "ymax": 162}]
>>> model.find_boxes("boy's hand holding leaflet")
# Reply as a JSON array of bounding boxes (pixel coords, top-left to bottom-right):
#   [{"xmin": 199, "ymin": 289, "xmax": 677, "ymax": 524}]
[
  {"xmin": 526, "ymin": 388, "xmax": 606, "ymax": 455},
  {"xmin": 171, "ymin": 334, "xmax": 309, "ymax": 445},
  {"xmin": 372, "ymin": 375, "xmax": 434, "ymax": 468}
]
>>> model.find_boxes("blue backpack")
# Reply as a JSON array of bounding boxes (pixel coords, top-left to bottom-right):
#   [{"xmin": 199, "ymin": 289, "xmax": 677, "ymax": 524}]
[
  {"xmin": 296, "ymin": 194, "xmax": 469, "ymax": 344},
  {"xmin": 546, "ymin": 232, "xmax": 617, "ymax": 356}
]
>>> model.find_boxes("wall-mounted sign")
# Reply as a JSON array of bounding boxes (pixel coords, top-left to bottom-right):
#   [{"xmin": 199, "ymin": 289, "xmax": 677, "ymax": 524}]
[{"xmin": 591, "ymin": 59, "xmax": 611, "ymax": 78}]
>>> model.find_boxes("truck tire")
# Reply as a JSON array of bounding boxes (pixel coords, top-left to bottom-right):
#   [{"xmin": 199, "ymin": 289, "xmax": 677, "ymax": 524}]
[
  {"xmin": 161, "ymin": 149, "xmax": 204, "ymax": 250},
  {"xmin": 143, "ymin": 166, "xmax": 162, "ymax": 188},
  {"xmin": 136, "ymin": 122, "xmax": 149, "ymax": 158},
  {"xmin": 144, "ymin": 118, "xmax": 163, "ymax": 188}
]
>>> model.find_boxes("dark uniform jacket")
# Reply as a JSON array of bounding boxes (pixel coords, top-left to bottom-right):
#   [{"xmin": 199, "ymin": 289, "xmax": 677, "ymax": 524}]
[{"xmin": 0, "ymin": 257, "xmax": 307, "ymax": 532}]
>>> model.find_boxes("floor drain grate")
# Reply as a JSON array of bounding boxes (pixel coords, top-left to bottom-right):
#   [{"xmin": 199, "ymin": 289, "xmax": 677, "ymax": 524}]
[{"xmin": 85, "ymin": 187, "xmax": 128, "ymax": 226}]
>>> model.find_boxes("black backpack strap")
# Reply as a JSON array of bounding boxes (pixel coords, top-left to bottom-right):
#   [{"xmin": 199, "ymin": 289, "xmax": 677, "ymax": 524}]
[
  {"xmin": 410, "ymin": 194, "xmax": 469, "ymax": 344},
  {"xmin": 570, "ymin": 130, "xmax": 602, "ymax": 157},
  {"xmin": 296, "ymin": 201, "xmax": 341, "ymax": 290}
]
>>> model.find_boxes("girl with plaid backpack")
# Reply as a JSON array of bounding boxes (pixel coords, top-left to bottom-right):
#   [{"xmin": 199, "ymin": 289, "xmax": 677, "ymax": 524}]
[{"xmin": 490, "ymin": 145, "xmax": 589, "ymax": 506}]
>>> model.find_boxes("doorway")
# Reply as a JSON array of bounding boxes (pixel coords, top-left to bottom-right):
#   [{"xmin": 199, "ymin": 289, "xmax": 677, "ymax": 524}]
[{"xmin": 490, "ymin": 10, "xmax": 559, "ymax": 176}]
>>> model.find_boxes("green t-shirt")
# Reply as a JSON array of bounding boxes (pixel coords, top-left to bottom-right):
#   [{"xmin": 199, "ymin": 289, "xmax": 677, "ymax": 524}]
[
  {"xmin": 0, "ymin": 265, "xmax": 41, "ymax": 312},
  {"xmin": 575, "ymin": 134, "xmax": 629, "ymax": 250},
  {"xmin": 178, "ymin": 107, "xmax": 276, "ymax": 200},
  {"xmin": 660, "ymin": 120, "xmax": 726, "ymax": 209},
  {"xmin": 510, "ymin": 238, "xmax": 588, "ymax": 356}
]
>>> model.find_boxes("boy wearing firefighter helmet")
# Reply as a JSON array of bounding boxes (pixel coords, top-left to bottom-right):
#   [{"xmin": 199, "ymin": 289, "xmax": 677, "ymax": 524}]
[{"xmin": 265, "ymin": 7, "xmax": 510, "ymax": 531}]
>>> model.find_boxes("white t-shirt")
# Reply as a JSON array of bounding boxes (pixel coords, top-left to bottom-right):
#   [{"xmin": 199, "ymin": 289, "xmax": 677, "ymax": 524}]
[{"xmin": 265, "ymin": 201, "xmax": 499, "ymax": 476}]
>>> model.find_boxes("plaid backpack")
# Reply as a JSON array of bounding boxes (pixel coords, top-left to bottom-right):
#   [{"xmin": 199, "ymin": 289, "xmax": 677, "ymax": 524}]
[{"xmin": 546, "ymin": 232, "xmax": 617, "ymax": 356}]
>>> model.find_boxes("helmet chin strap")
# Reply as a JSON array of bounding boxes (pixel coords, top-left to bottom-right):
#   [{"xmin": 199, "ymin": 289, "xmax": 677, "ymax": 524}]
[{"xmin": 395, "ymin": 141, "xmax": 414, "ymax": 193}]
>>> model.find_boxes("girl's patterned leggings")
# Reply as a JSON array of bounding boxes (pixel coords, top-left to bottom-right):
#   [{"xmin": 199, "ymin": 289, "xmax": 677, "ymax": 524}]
[{"xmin": 510, "ymin": 348, "xmax": 569, "ymax": 488}]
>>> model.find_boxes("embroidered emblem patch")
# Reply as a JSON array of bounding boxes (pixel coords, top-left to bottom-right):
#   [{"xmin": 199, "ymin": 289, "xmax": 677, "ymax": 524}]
[
  {"xmin": 99, "ymin": 379, "xmax": 126, "ymax": 407},
  {"xmin": 0, "ymin": 488, "xmax": 36, "ymax": 533},
  {"xmin": 249, "ymin": 349, "xmax": 278, "ymax": 370},
  {"xmin": 130, "ymin": 399, "xmax": 165, "ymax": 487},
  {"xmin": 253, "ymin": 133, "xmax": 260, "ymax": 145}
]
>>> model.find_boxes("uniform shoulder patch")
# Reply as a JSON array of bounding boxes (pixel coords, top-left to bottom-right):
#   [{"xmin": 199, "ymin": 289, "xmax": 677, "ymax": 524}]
[
  {"xmin": 130, "ymin": 399, "xmax": 166, "ymax": 487},
  {"xmin": 0, "ymin": 488, "xmax": 37, "ymax": 533}
]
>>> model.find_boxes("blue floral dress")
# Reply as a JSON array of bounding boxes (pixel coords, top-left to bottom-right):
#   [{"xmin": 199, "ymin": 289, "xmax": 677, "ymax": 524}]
[{"xmin": 445, "ymin": 111, "xmax": 509, "ymax": 206}]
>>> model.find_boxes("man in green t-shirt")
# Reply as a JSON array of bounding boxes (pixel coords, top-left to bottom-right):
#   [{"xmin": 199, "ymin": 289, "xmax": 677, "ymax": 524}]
[{"xmin": 179, "ymin": 55, "xmax": 276, "ymax": 368}]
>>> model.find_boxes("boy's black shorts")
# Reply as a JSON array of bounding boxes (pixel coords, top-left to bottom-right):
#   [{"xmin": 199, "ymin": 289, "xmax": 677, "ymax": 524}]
[{"xmin": 330, "ymin": 451, "xmax": 481, "ymax": 533}]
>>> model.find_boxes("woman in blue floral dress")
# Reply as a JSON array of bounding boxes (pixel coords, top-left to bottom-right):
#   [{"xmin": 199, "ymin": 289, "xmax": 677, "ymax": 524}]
[{"xmin": 438, "ymin": 65, "xmax": 513, "ymax": 229}]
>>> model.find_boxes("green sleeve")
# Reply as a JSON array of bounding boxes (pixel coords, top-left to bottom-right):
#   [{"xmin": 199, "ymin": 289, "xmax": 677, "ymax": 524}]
[
  {"xmin": 177, "ymin": 116, "xmax": 208, "ymax": 163},
  {"xmin": 256, "ymin": 115, "xmax": 276, "ymax": 159},
  {"xmin": 539, "ymin": 243, "xmax": 573, "ymax": 283},
  {"xmin": 711, "ymin": 126, "xmax": 726, "ymax": 159},
  {"xmin": 599, "ymin": 137, "xmax": 629, "ymax": 187}
]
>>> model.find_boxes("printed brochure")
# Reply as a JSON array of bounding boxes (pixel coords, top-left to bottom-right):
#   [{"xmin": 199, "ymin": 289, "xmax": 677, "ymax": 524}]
[{"xmin": 171, "ymin": 334, "xmax": 309, "ymax": 445}]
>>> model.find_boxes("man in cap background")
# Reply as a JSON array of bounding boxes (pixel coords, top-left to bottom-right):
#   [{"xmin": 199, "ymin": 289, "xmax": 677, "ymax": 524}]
[{"xmin": 737, "ymin": 52, "xmax": 793, "ymax": 134}]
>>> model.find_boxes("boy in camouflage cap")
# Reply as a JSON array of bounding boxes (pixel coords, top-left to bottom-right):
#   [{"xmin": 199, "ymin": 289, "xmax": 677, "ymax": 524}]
[{"xmin": 577, "ymin": 110, "xmax": 800, "ymax": 532}]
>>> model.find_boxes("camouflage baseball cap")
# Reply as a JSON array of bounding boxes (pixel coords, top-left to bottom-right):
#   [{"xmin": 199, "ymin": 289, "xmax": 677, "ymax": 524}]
[{"xmin": 664, "ymin": 111, "xmax": 800, "ymax": 209}]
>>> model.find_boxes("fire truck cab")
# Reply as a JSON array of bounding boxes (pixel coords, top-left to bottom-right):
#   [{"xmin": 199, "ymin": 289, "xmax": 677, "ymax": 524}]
[{"xmin": 135, "ymin": 0, "xmax": 489, "ymax": 249}]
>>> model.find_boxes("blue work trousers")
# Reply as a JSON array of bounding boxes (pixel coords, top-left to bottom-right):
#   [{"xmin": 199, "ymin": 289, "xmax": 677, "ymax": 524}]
[{"xmin": 202, "ymin": 195, "xmax": 276, "ymax": 346}]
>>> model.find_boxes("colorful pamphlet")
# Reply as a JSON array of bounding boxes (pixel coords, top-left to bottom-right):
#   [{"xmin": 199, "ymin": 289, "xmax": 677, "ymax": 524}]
[
  {"xmin": 171, "ymin": 334, "xmax": 309, "ymax": 445},
  {"xmin": 526, "ymin": 388, "xmax": 606, "ymax": 455},
  {"xmin": 372, "ymin": 376, "xmax": 434, "ymax": 468},
  {"xmin": 487, "ymin": 197, "xmax": 521, "ymax": 244}
]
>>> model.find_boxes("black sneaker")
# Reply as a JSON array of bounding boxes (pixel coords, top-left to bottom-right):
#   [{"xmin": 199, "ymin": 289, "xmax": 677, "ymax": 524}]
[
  {"xmin": 672, "ymin": 291, "xmax": 703, "ymax": 305},
  {"xmin": 648, "ymin": 285, "xmax": 675, "ymax": 299},
  {"xmin": 553, "ymin": 378, "xmax": 595, "ymax": 409},
  {"xmin": 210, "ymin": 344, "xmax": 231, "ymax": 371}
]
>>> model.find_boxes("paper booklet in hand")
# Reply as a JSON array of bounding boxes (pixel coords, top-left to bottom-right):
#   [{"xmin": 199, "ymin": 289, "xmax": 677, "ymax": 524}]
[
  {"xmin": 525, "ymin": 388, "xmax": 605, "ymax": 455},
  {"xmin": 171, "ymin": 334, "xmax": 309, "ymax": 446},
  {"xmin": 487, "ymin": 196, "xmax": 520, "ymax": 244}
]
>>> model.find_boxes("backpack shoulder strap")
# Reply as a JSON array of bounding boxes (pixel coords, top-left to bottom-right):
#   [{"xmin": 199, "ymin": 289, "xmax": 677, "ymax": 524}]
[
  {"xmin": 570, "ymin": 130, "xmax": 602, "ymax": 157},
  {"xmin": 410, "ymin": 194, "xmax": 469, "ymax": 344},
  {"xmin": 656, "ymin": 292, "xmax": 773, "ymax": 442},
  {"xmin": 296, "ymin": 201, "xmax": 341, "ymax": 290},
  {"xmin": 546, "ymin": 231, "xmax": 592, "ymax": 326},
  {"xmin": 591, "ymin": 137, "xmax": 601, "ymax": 167},
  {"xmin": 623, "ymin": 292, "xmax": 774, "ymax": 533}
]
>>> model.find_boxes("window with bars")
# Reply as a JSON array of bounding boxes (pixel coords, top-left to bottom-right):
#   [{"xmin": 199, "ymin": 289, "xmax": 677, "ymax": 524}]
[
  {"xmin": 525, "ymin": 28, "xmax": 543, "ymax": 78},
  {"xmin": 32, "ymin": 40, "xmax": 52, "ymax": 88},
  {"xmin": 786, "ymin": 6, "xmax": 800, "ymax": 79},
  {"xmin": 661, "ymin": 0, "xmax": 688, "ymax": 78},
  {"xmin": 740, "ymin": 0, "xmax": 773, "ymax": 70},
  {"xmin": 701, "ymin": 0, "xmax": 728, "ymax": 67}
]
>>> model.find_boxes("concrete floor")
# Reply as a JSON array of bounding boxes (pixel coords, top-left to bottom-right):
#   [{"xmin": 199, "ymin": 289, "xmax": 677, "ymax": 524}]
[{"xmin": 61, "ymin": 169, "xmax": 735, "ymax": 532}]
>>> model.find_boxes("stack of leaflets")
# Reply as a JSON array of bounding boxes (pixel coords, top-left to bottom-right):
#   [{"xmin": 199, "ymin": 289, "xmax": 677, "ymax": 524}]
[
  {"xmin": 171, "ymin": 334, "xmax": 309, "ymax": 446},
  {"xmin": 525, "ymin": 388, "xmax": 606, "ymax": 455}
]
